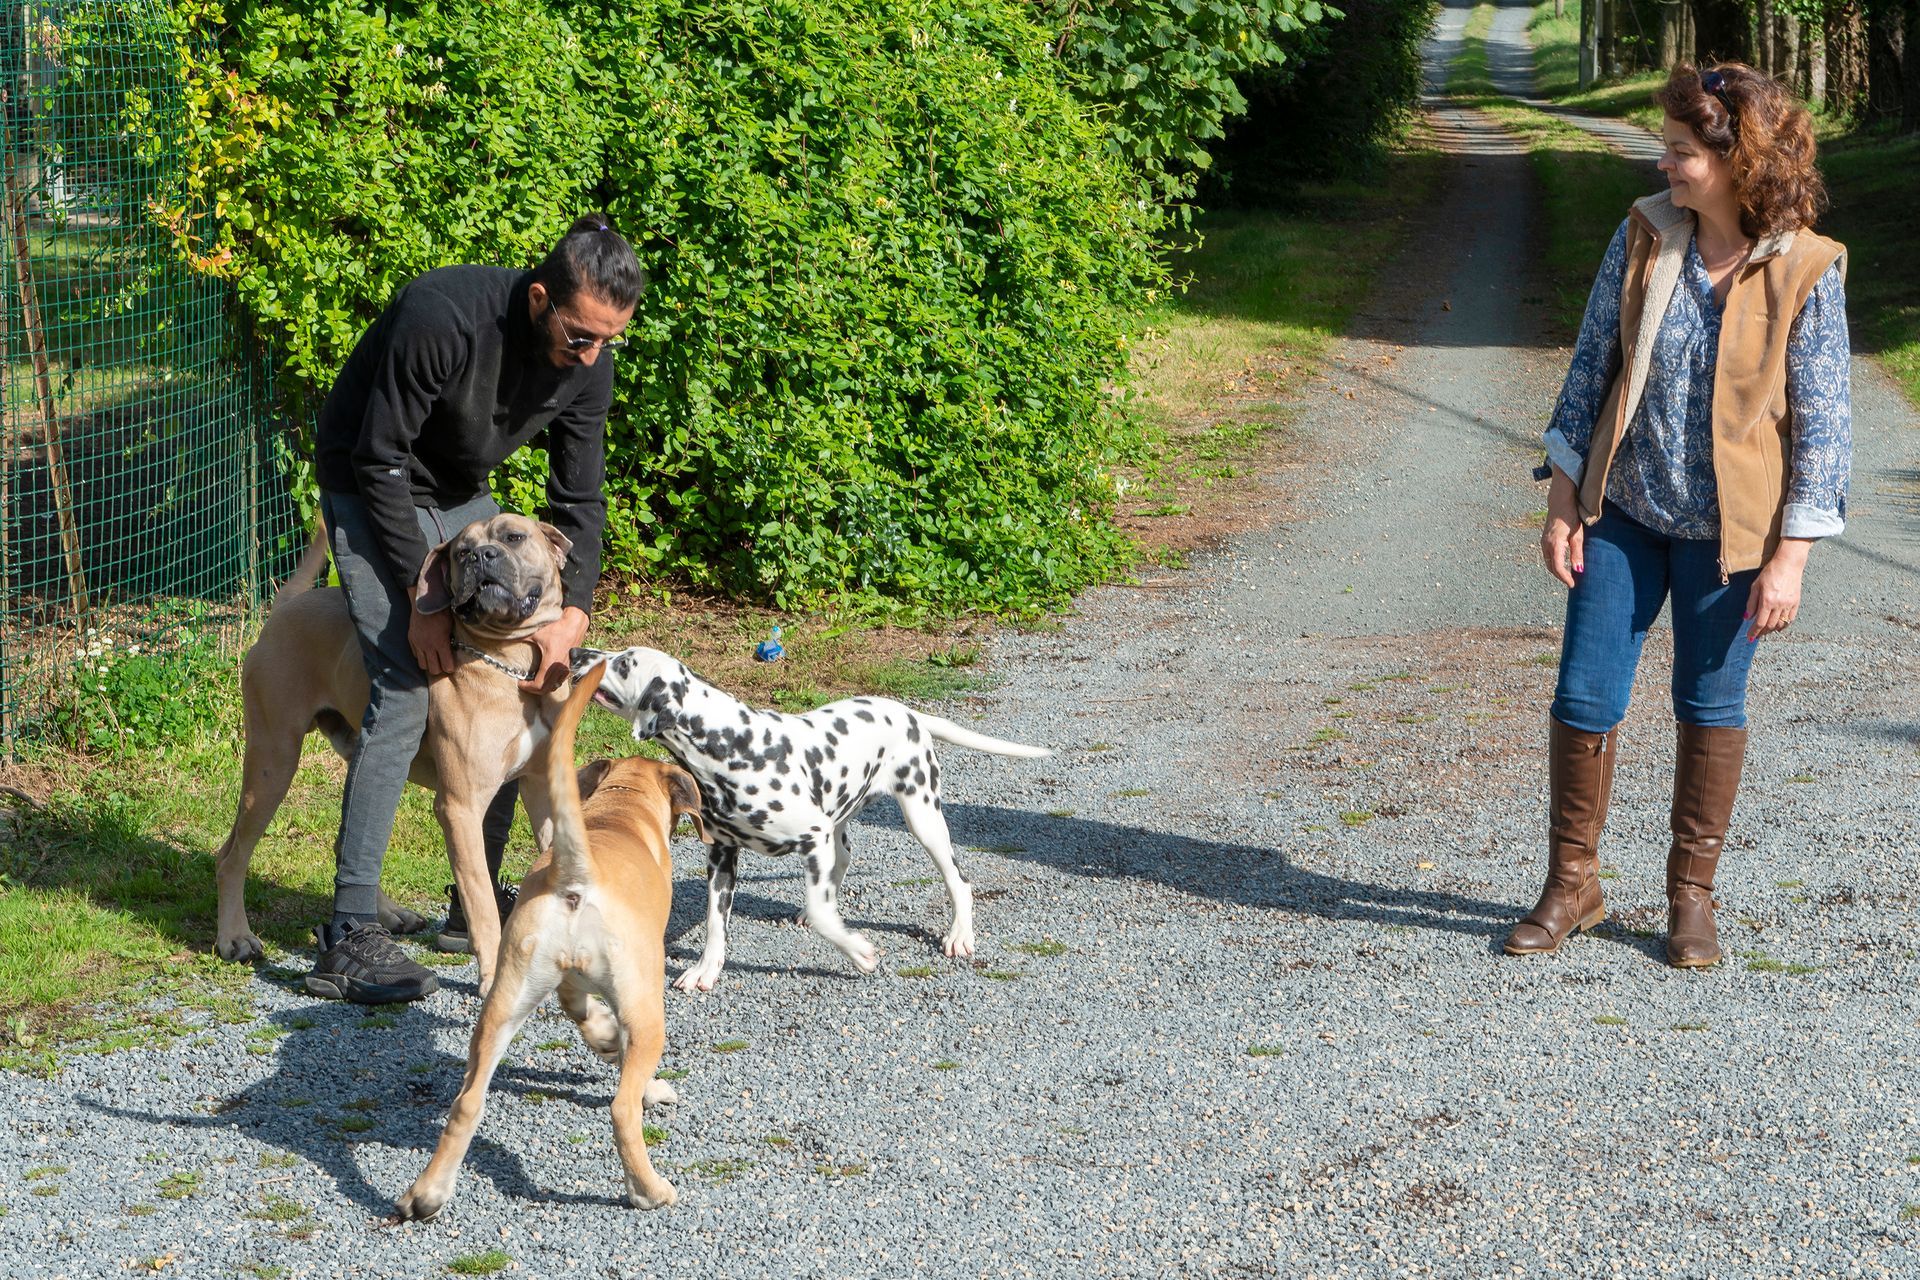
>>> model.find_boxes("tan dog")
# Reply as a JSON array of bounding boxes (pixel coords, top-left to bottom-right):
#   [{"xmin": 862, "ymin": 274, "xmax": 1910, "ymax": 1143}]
[
  {"xmin": 213, "ymin": 513, "xmax": 576, "ymax": 993},
  {"xmin": 396, "ymin": 659, "xmax": 701, "ymax": 1219}
]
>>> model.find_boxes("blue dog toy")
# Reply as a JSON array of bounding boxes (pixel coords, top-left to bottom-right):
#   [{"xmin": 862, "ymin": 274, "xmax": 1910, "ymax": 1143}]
[{"xmin": 753, "ymin": 625, "xmax": 785, "ymax": 663}]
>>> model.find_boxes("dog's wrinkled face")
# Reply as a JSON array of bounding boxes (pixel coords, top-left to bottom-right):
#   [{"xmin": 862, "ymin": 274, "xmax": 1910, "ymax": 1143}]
[
  {"xmin": 570, "ymin": 645, "xmax": 684, "ymax": 740},
  {"xmin": 416, "ymin": 514, "xmax": 571, "ymax": 639}
]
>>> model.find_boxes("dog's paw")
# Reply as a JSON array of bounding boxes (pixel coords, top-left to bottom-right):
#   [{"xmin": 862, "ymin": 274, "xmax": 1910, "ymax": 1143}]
[
  {"xmin": 393, "ymin": 1184, "xmax": 447, "ymax": 1222},
  {"xmin": 377, "ymin": 896, "xmax": 430, "ymax": 936},
  {"xmin": 791, "ymin": 909, "xmax": 809, "ymax": 927},
  {"xmin": 215, "ymin": 931, "xmax": 265, "ymax": 964},
  {"xmin": 941, "ymin": 926, "xmax": 976, "ymax": 959},
  {"xmin": 672, "ymin": 963, "xmax": 721, "ymax": 993},
  {"xmin": 626, "ymin": 1176, "xmax": 678, "ymax": 1211},
  {"xmin": 643, "ymin": 1078, "xmax": 679, "ymax": 1107},
  {"xmin": 845, "ymin": 933, "xmax": 880, "ymax": 974}
]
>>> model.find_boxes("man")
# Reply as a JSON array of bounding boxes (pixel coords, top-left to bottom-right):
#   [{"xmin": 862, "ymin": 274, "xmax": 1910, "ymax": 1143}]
[{"xmin": 305, "ymin": 215, "xmax": 642, "ymax": 1003}]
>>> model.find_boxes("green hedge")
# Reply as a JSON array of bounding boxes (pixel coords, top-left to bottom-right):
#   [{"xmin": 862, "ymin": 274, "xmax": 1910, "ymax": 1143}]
[{"xmin": 168, "ymin": 0, "xmax": 1169, "ymax": 613}]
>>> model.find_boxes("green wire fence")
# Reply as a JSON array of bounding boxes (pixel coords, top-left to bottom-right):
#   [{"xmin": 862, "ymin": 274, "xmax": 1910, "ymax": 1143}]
[{"xmin": 0, "ymin": 0, "xmax": 298, "ymax": 756}]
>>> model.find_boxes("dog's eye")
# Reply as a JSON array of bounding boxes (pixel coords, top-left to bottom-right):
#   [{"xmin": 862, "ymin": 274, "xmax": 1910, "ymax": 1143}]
[{"xmin": 504, "ymin": 531, "xmax": 525, "ymax": 544}]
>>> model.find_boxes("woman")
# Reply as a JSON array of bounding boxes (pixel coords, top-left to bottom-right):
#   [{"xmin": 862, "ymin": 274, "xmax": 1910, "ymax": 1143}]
[{"xmin": 1508, "ymin": 64, "xmax": 1850, "ymax": 967}]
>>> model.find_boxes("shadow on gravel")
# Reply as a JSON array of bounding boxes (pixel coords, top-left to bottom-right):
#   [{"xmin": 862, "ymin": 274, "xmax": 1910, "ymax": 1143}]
[
  {"xmin": 851, "ymin": 802, "xmax": 1518, "ymax": 941},
  {"xmin": 78, "ymin": 984, "xmax": 633, "ymax": 1216}
]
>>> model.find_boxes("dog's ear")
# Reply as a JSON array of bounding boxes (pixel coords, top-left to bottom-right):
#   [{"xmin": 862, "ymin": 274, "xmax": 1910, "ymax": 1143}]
[
  {"xmin": 537, "ymin": 522, "xmax": 573, "ymax": 573},
  {"xmin": 413, "ymin": 539, "xmax": 456, "ymax": 615},
  {"xmin": 576, "ymin": 758, "xmax": 612, "ymax": 802},
  {"xmin": 665, "ymin": 766, "xmax": 711, "ymax": 844}
]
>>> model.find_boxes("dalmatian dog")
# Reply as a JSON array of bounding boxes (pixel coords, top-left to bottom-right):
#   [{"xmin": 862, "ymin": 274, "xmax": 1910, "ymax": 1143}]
[{"xmin": 570, "ymin": 645, "xmax": 1050, "ymax": 991}]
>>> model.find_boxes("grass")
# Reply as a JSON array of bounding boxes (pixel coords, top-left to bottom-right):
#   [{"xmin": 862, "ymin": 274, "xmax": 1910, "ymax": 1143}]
[
  {"xmin": 1592, "ymin": 1014, "xmax": 1627, "ymax": 1027},
  {"xmin": 1012, "ymin": 939, "xmax": 1067, "ymax": 957},
  {"xmin": 688, "ymin": 1156, "xmax": 755, "ymax": 1183},
  {"xmin": 1245, "ymin": 1044, "xmax": 1285, "ymax": 1058},
  {"xmin": 447, "ymin": 1253, "xmax": 513, "ymax": 1276},
  {"xmin": 895, "ymin": 965, "xmax": 935, "ymax": 979},
  {"xmin": 156, "ymin": 1171, "xmax": 199, "ymax": 1200},
  {"xmin": 931, "ymin": 1059, "xmax": 961, "ymax": 1071},
  {"xmin": 710, "ymin": 1039, "xmax": 749, "ymax": 1054},
  {"xmin": 246, "ymin": 1194, "xmax": 306, "ymax": 1224}
]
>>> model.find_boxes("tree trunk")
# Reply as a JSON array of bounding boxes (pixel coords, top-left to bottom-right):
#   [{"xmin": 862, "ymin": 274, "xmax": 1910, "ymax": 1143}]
[
  {"xmin": 1869, "ymin": 0, "xmax": 1905, "ymax": 122},
  {"xmin": 1809, "ymin": 26, "xmax": 1828, "ymax": 107},
  {"xmin": 1825, "ymin": 0, "xmax": 1869, "ymax": 119},
  {"xmin": 1555, "ymin": 0, "xmax": 1564, "ymax": 18},
  {"xmin": 1753, "ymin": 0, "xmax": 1773, "ymax": 75},
  {"xmin": 1581, "ymin": 0, "xmax": 1600, "ymax": 86},
  {"xmin": 1661, "ymin": 0, "xmax": 1681, "ymax": 67},
  {"xmin": 1905, "ymin": 2, "xmax": 1920, "ymax": 132},
  {"xmin": 1776, "ymin": 10, "xmax": 1801, "ymax": 93}
]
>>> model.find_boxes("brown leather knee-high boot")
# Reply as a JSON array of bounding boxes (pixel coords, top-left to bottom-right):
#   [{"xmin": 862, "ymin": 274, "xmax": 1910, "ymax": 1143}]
[
  {"xmin": 1505, "ymin": 718, "xmax": 1617, "ymax": 955},
  {"xmin": 1666, "ymin": 721, "xmax": 1748, "ymax": 968}
]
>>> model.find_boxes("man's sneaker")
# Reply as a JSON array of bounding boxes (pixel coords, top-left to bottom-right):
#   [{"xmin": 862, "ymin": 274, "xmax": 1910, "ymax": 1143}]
[
  {"xmin": 305, "ymin": 921, "xmax": 439, "ymax": 1004},
  {"xmin": 434, "ymin": 881, "xmax": 521, "ymax": 954}
]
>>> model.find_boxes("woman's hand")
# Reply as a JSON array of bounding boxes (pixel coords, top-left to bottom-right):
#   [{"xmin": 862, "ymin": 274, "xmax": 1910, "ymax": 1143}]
[
  {"xmin": 1746, "ymin": 539, "xmax": 1811, "ymax": 641},
  {"xmin": 1540, "ymin": 469, "xmax": 1584, "ymax": 589}
]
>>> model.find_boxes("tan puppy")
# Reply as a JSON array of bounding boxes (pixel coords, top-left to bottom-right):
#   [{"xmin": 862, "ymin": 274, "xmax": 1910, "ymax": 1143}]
[
  {"xmin": 396, "ymin": 660, "xmax": 702, "ymax": 1219},
  {"xmin": 213, "ymin": 513, "xmax": 575, "ymax": 993}
]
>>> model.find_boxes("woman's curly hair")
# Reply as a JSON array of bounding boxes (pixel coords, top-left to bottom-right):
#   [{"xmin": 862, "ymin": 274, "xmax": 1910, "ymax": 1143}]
[{"xmin": 1656, "ymin": 62, "xmax": 1826, "ymax": 237}]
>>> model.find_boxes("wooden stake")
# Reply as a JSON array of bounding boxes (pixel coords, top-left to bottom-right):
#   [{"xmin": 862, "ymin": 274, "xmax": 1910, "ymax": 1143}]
[{"xmin": 4, "ymin": 147, "xmax": 89, "ymax": 615}]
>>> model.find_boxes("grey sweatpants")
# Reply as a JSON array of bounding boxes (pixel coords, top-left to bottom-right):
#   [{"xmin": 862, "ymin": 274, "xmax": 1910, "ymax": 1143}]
[{"xmin": 319, "ymin": 490, "xmax": 517, "ymax": 923}]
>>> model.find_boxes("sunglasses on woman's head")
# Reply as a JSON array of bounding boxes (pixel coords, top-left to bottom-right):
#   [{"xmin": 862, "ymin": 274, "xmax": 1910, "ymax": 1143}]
[{"xmin": 1701, "ymin": 70, "xmax": 1736, "ymax": 119}]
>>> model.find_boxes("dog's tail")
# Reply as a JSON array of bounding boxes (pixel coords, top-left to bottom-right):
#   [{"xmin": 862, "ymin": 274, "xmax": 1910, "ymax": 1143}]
[
  {"xmin": 270, "ymin": 523, "xmax": 332, "ymax": 612},
  {"xmin": 916, "ymin": 712, "xmax": 1052, "ymax": 759},
  {"xmin": 541, "ymin": 659, "xmax": 607, "ymax": 888}
]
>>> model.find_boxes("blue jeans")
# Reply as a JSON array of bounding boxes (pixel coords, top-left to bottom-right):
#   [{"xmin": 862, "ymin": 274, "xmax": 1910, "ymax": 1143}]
[
  {"xmin": 320, "ymin": 490, "xmax": 516, "ymax": 924},
  {"xmin": 1551, "ymin": 510, "xmax": 1762, "ymax": 733}
]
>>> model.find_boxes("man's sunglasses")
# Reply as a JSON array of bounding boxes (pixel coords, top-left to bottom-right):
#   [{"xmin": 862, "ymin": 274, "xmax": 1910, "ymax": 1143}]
[{"xmin": 546, "ymin": 303, "xmax": 628, "ymax": 353}]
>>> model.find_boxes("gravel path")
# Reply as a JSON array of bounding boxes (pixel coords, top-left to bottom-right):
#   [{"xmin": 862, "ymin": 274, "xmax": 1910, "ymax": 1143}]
[{"xmin": 6, "ymin": 5, "xmax": 1920, "ymax": 1277}]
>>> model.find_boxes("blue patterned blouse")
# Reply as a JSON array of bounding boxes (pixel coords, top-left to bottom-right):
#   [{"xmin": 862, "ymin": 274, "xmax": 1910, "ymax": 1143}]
[{"xmin": 1543, "ymin": 218, "xmax": 1852, "ymax": 540}]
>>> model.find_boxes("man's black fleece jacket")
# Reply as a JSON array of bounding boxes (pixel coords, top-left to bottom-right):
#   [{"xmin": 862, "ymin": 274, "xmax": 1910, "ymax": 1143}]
[{"xmin": 314, "ymin": 266, "xmax": 613, "ymax": 612}]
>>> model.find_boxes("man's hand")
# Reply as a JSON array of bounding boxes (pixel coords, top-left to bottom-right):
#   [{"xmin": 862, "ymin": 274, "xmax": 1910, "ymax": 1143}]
[
  {"xmin": 1540, "ymin": 468, "xmax": 1585, "ymax": 589},
  {"xmin": 522, "ymin": 606, "xmax": 590, "ymax": 694},
  {"xmin": 408, "ymin": 589, "xmax": 455, "ymax": 676},
  {"xmin": 1745, "ymin": 539, "xmax": 1810, "ymax": 642}
]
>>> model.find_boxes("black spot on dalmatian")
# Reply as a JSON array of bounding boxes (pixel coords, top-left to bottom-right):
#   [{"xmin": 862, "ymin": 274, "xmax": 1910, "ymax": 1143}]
[
  {"xmin": 833, "ymin": 718, "xmax": 850, "ymax": 736},
  {"xmin": 907, "ymin": 721, "xmax": 920, "ymax": 743},
  {"xmin": 894, "ymin": 765, "xmax": 911, "ymax": 781},
  {"xmin": 856, "ymin": 710, "xmax": 875, "ymax": 723},
  {"xmin": 769, "ymin": 800, "xmax": 783, "ymax": 812}
]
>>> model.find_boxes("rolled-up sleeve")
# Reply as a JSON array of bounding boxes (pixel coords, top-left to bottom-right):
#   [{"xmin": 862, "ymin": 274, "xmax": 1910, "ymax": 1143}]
[
  {"xmin": 1780, "ymin": 262, "xmax": 1851, "ymax": 539},
  {"xmin": 1543, "ymin": 219, "xmax": 1629, "ymax": 482}
]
